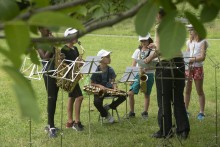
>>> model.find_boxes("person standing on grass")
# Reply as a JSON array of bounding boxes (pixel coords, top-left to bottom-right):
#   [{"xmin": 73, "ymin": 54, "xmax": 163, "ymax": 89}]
[
  {"xmin": 37, "ymin": 27, "xmax": 59, "ymax": 138},
  {"xmin": 184, "ymin": 24, "xmax": 208, "ymax": 120},
  {"xmin": 144, "ymin": 8, "xmax": 190, "ymax": 139},
  {"xmin": 62, "ymin": 28, "xmax": 84, "ymax": 131},
  {"xmin": 90, "ymin": 49, "xmax": 126, "ymax": 123},
  {"xmin": 128, "ymin": 33, "xmax": 155, "ymax": 119}
]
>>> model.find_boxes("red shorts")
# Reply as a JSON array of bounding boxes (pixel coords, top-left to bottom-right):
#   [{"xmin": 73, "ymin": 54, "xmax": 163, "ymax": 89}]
[{"xmin": 185, "ymin": 67, "xmax": 204, "ymax": 80}]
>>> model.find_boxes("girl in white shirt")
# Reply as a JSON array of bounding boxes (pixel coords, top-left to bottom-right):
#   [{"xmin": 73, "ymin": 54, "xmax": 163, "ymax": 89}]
[
  {"xmin": 184, "ymin": 25, "xmax": 208, "ymax": 120},
  {"xmin": 128, "ymin": 33, "xmax": 155, "ymax": 119}
]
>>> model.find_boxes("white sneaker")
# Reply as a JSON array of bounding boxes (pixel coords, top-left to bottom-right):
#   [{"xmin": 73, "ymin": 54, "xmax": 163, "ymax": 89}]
[{"xmin": 105, "ymin": 112, "xmax": 114, "ymax": 123}]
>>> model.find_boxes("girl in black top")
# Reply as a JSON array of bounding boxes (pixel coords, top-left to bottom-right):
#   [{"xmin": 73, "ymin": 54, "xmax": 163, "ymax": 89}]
[
  {"xmin": 37, "ymin": 27, "xmax": 59, "ymax": 138},
  {"xmin": 61, "ymin": 28, "xmax": 84, "ymax": 131}
]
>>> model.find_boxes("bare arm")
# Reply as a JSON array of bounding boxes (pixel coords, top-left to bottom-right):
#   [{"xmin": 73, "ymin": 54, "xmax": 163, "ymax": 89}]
[
  {"xmin": 144, "ymin": 30, "xmax": 160, "ymax": 63},
  {"xmin": 91, "ymin": 80, "xmax": 106, "ymax": 89},
  {"xmin": 131, "ymin": 59, "xmax": 137, "ymax": 67},
  {"xmin": 37, "ymin": 48, "xmax": 53, "ymax": 60}
]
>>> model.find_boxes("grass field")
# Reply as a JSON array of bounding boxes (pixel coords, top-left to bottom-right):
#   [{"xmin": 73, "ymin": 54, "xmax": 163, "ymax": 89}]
[{"xmin": 0, "ymin": 19, "xmax": 220, "ymax": 147}]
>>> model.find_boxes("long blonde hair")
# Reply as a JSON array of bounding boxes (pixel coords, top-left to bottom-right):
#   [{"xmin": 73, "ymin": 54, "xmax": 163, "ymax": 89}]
[{"xmin": 189, "ymin": 30, "xmax": 204, "ymax": 43}]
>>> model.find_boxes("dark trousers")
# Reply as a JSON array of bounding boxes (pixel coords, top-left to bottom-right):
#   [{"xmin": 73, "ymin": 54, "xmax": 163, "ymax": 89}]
[
  {"xmin": 155, "ymin": 57, "xmax": 190, "ymax": 135},
  {"xmin": 42, "ymin": 60, "xmax": 59, "ymax": 128},
  {"xmin": 94, "ymin": 94, "xmax": 126, "ymax": 117}
]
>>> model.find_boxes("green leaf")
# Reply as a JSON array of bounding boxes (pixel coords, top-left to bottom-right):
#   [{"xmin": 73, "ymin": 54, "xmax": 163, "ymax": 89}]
[
  {"xmin": 29, "ymin": 25, "xmax": 39, "ymax": 35},
  {"xmin": 32, "ymin": 0, "xmax": 49, "ymax": 8},
  {"xmin": 212, "ymin": 0, "xmax": 220, "ymax": 8},
  {"xmin": 124, "ymin": 0, "xmax": 138, "ymax": 9},
  {"xmin": 4, "ymin": 21, "xmax": 30, "ymax": 68},
  {"xmin": 135, "ymin": 0, "xmax": 159, "ymax": 36},
  {"xmin": 159, "ymin": 0, "xmax": 176, "ymax": 12},
  {"xmin": 30, "ymin": 48, "xmax": 40, "ymax": 65},
  {"xmin": 92, "ymin": 7, "xmax": 105, "ymax": 19},
  {"xmin": 77, "ymin": 6, "xmax": 88, "ymax": 17},
  {"xmin": 28, "ymin": 11, "xmax": 84, "ymax": 30},
  {"xmin": 0, "ymin": 48, "xmax": 22, "ymax": 69},
  {"xmin": 88, "ymin": 5, "xmax": 100, "ymax": 13},
  {"xmin": 186, "ymin": 0, "xmax": 200, "ymax": 9},
  {"xmin": 200, "ymin": 4, "xmax": 219, "ymax": 22},
  {"xmin": 185, "ymin": 11, "xmax": 207, "ymax": 39},
  {"xmin": 3, "ymin": 65, "xmax": 40, "ymax": 121},
  {"xmin": 0, "ymin": 0, "xmax": 19, "ymax": 21},
  {"xmin": 158, "ymin": 12, "xmax": 186, "ymax": 59}
]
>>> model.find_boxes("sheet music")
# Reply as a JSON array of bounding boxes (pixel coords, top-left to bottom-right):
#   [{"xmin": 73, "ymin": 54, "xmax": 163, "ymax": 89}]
[
  {"xmin": 182, "ymin": 51, "xmax": 190, "ymax": 63},
  {"xmin": 119, "ymin": 67, "xmax": 139, "ymax": 83},
  {"xmin": 182, "ymin": 51, "xmax": 191, "ymax": 70},
  {"xmin": 80, "ymin": 56, "xmax": 102, "ymax": 74},
  {"xmin": 135, "ymin": 59, "xmax": 157, "ymax": 69}
]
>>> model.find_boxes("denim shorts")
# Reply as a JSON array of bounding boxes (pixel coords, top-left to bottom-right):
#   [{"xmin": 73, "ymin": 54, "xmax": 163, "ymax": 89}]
[{"xmin": 130, "ymin": 73, "xmax": 154, "ymax": 96}]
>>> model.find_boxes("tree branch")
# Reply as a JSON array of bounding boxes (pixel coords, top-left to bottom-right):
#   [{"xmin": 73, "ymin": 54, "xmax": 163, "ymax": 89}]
[
  {"xmin": 84, "ymin": 0, "xmax": 147, "ymax": 34},
  {"xmin": 31, "ymin": 0, "xmax": 148, "ymax": 43},
  {"xmin": 16, "ymin": 0, "xmax": 89, "ymax": 20},
  {"xmin": 0, "ymin": 0, "xmax": 89, "ymax": 30}
]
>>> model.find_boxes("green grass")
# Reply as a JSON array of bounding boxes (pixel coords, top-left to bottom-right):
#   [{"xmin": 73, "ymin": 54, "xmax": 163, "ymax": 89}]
[{"xmin": 0, "ymin": 22, "xmax": 220, "ymax": 147}]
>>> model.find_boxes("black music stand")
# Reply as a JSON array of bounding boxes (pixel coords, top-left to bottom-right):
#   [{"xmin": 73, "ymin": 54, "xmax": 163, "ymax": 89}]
[
  {"xmin": 80, "ymin": 56, "xmax": 102, "ymax": 136},
  {"xmin": 118, "ymin": 66, "xmax": 139, "ymax": 122},
  {"xmin": 155, "ymin": 57, "xmax": 188, "ymax": 147}
]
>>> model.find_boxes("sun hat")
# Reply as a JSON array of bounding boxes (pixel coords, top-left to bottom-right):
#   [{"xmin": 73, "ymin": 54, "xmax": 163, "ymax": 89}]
[
  {"xmin": 64, "ymin": 28, "xmax": 78, "ymax": 37},
  {"xmin": 97, "ymin": 49, "xmax": 112, "ymax": 57},
  {"xmin": 138, "ymin": 33, "xmax": 151, "ymax": 41}
]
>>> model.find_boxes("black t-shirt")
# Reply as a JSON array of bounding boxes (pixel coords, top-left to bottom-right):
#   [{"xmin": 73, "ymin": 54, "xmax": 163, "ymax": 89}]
[
  {"xmin": 42, "ymin": 46, "xmax": 56, "ymax": 71},
  {"xmin": 61, "ymin": 45, "xmax": 79, "ymax": 61},
  {"xmin": 91, "ymin": 65, "xmax": 116, "ymax": 88}
]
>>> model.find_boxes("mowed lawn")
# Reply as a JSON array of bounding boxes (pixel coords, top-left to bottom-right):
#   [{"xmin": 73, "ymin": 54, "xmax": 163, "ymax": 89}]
[{"xmin": 0, "ymin": 19, "xmax": 220, "ymax": 147}]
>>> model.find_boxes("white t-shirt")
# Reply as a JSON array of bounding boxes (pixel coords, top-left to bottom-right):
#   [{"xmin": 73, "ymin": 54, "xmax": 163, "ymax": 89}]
[
  {"xmin": 186, "ymin": 39, "xmax": 208, "ymax": 67},
  {"xmin": 131, "ymin": 48, "xmax": 155, "ymax": 73}
]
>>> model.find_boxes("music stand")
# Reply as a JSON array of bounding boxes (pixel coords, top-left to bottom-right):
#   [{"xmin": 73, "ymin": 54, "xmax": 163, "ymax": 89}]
[
  {"xmin": 50, "ymin": 58, "xmax": 84, "ymax": 82},
  {"xmin": 80, "ymin": 56, "xmax": 102, "ymax": 136},
  {"xmin": 155, "ymin": 57, "xmax": 190, "ymax": 146},
  {"xmin": 20, "ymin": 57, "xmax": 51, "ymax": 80},
  {"xmin": 20, "ymin": 57, "xmax": 53, "ymax": 147},
  {"xmin": 118, "ymin": 66, "xmax": 139, "ymax": 122}
]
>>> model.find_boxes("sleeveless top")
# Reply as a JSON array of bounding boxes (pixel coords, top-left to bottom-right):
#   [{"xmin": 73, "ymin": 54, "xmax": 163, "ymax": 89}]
[{"xmin": 187, "ymin": 39, "xmax": 208, "ymax": 67}]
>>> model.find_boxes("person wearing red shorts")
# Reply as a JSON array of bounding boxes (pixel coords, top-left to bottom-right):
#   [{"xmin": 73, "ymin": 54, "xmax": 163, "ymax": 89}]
[{"xmin": 184, "ymin": 24, "xmax": 208, "ymax": 120}]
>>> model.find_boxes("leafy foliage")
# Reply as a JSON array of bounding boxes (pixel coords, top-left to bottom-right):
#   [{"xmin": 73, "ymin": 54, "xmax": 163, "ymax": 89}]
[
  {"xmin": 3, "ymin": 65, "xmax": 40, "ymax": 121},
  {"xmin": 135, "ymin": 0, "xmax": 158, "ymax": 36},
  {"xmin": 0, "ymin": 0, "xmax": 19, "ymax": 21},
  {"xmin": 158, "ymin": 11, "xmax": 186, "ymax": 59}
]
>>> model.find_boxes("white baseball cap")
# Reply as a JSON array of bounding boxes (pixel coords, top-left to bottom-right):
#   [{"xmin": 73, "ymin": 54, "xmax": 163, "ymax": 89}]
[
  {"xmin": 64, "ymin": 28, "xmax": 78, "ymax": 37},
  {"xmin": 97, "ymin": 49, "xmax": 112, "ymax": 57},
  {"xmin": 186, "ymin": 24, "xmax": 194, "ymax": 30},
  {"xmin": 138, "ymin": 33, "xmax": 151, "ymax": 41}
]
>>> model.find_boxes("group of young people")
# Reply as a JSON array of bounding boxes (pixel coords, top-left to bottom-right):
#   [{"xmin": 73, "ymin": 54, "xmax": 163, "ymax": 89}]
[
  {"xmin": 37, "ymin": 8, "xmax": 208, "ymax": 140},
  {"xmin": 37, "ymin": 27, "xmax": 126, "ymax": 138}
]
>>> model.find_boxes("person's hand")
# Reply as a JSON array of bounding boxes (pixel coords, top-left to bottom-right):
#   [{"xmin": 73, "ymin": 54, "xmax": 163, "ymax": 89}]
[
  {"xmin": 129, "ymin": 81, "xmax": 134, "ymax": 86},
  {"xmin": 148, "ymin": 43, "xmax": 156, "ymax": 49},
  {"xmin": 60, "ymin": 53, "xmax": 65, "ymax": 60},
  {"xmin": 144, "ymin": 57, "xmax": 150, "ymax": 64},
  {"xmin": 99, "ymin": 85, "xmax": 106, "ymax": 91}
]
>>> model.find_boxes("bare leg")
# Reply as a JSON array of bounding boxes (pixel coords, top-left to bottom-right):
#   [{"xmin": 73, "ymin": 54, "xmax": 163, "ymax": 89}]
[
  {"xmin": 128, "ymin": 91, "xmax": 135, "ymax": 112},
  {"xmin": 144, "ymin": 94, "xmax": 150, "ymax": 112},
  {"xmin": 184, "ymin": 79, "xmax": 193, "ymax": 110},
  {"xmin": 194, "ymin": 79, "xmax": 205, "ymax": 113},
  {"xmin": 74, "ymin": 96, "xmax": 83, "ymax": 123},
  {"xmin": 67, "ymin": 98, "xmax": 74, "ymax": 123}
]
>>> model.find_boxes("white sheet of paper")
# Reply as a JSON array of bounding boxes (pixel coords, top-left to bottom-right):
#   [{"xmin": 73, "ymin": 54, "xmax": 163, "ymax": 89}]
[{"xmin": 135, "ymin": 59, "xmax": 157, "ymax": 69}]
